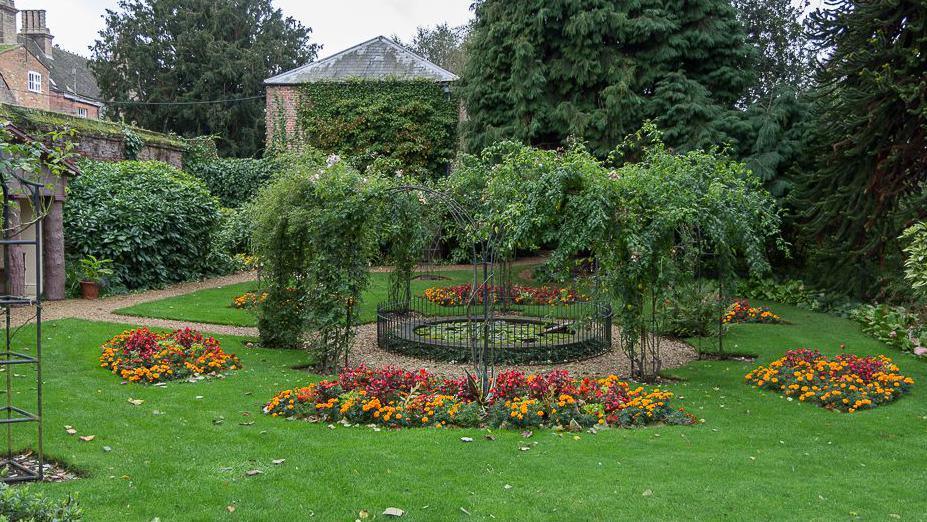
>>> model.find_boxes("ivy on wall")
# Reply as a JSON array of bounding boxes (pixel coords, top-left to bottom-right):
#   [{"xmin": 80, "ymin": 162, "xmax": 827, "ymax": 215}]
[{"xmin": 294, "ymin": 80, "xmax": 458, "ymax": 179}]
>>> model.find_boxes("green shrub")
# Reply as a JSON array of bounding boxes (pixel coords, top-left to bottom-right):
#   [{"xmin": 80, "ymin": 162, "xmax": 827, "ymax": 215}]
[
  {"xmin": 901, "ymin": 222, "xmax": 927, "ymax": 301},
  {"xmin": 0, "ymin": 483, "xmax": 81, "ymax": 521},
  {"xmin": 850, "ymin": 304, "xmax": 925, "ymax": 354},
  {"xmin": 214, "ymin": 207, "xmax": 253, "ymax": 256},
  {"xmin": 736, "ymin": 277, "xmax": 857, "ymax": 315},
  {"xmin": 662, "ymin": 283, "xmax": 724, "ymax": 338},
  {"xmin": 185, "ymin": 157, "xmax": 281, "ymax": 208},
  {"xmin": 65, "ymin": 160, "xmax": 224, "ymax": 290}
]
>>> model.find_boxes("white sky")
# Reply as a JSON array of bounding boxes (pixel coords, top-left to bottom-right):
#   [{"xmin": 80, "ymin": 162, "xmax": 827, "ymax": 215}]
[
  {"xmin": 18, "ymin": 0, "xmax": 824, "ymax": 60},
  {"xmin": 15, "ymin": 0, "xmax": 476, "ymax": 58}
]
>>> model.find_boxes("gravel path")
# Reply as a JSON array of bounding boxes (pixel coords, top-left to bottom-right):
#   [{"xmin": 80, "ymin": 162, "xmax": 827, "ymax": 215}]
[
  {"xmin": 348, "ymin": 324, "xmax": 696, "ymax": 378},
  {"xmin": 9, "ymin": 271, "xmax": 260, "ymax": 337},
  {"xmin": 11, "ymin": 263, "xmax": 698, "ymax": 377}
]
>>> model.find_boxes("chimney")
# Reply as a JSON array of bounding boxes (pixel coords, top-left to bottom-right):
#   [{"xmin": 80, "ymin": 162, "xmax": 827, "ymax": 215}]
[
  {"xmin": 20, "ymin": 9, "xmax": 52, "ymax": 57},
  {"xmin": 0, "ymin": 1, "xmax": 16, "ymax": 46}
]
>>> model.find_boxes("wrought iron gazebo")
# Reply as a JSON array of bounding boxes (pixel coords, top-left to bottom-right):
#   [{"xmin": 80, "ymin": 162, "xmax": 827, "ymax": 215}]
[{"xmin": 375, "ymin": 186, "xmax": 612, "ymax": 392}]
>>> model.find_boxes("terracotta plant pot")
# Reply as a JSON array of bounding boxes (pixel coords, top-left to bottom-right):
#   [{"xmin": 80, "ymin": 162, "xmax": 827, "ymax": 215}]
[{"xmin": 79, "ymin": 281, "xmax": 101, "ymax": 300}]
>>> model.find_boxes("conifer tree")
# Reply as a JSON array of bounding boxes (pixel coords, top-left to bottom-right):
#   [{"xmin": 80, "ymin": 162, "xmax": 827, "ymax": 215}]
[
  {"xmin": 795, "ymin": 0, "xmax": 927, "ymax": 297},
  {"xmin": 460, "ymin": 0, "xmax": 754, "ymax": 155}
]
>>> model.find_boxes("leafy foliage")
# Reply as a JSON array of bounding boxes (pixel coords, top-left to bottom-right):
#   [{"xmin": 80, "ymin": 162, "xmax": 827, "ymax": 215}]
[
  {"xmin": 460, "ymin": 0, "xmax": 754, "ymax": 156},
  {"xmin": 901, "ymin": 222, "xmax": 927, "ymax": 301},
  {"xmin": 251, "ymin": 153, "xmax": 387, "ymax": 369},
  {"xmin": 393, "ymin": 23, "xmax": 470, "ymax": 74},
  {"xmin": 90, "ymin": 0, "xmax": 318, "ymax": 157},
  {"xmin": 186, "ymin": 157, "xmax": 281, "ymax": 208},
  {"xmin": 850, "ymin": 304, "xmax": 925, "ymax": 354},
  {"xmin": 65, "ymin": 160, "xmax": 224, "ymax": 289},
  {"xmin": 795, "ymin": 0, "xmax": 927, "ymax": 298},
  {"xmin": 287, "ymin": 80, "xmax": 458, "ymax": 179},
  {"xmin": 0, "ymin": 483, "xmax": 81, "ymax": 521}
]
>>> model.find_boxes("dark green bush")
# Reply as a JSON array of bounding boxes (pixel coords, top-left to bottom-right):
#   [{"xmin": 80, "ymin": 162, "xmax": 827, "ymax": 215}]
[
  {"xmin": 0, "ymin": 482, "xmax": 82, "ymax": 521},
  {"xmin": 186, "ymin": 157, "xmax": 280, "ymax": 208},
  {"xmin": 214, "ymin": 207, "xmax": 253, "ymax": 256},
  {"xmin": 65, "ymin": 160, "xmax": 223, "ymax": 290}
]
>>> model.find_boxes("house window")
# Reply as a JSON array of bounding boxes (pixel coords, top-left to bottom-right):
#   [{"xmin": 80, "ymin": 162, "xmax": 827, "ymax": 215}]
[
  {"xmin": 76, "ymin": 107, "xmax": 88, "ymax": 118},
  {"xmin": 27, "ymin": 71, "xmax": 41, "ymax": 93}
]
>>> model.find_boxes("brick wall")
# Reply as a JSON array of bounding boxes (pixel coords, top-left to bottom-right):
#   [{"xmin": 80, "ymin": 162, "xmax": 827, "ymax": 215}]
[
  {"xmin": 265, "ymin": 85, "xmax": 300, "ymax": 147},
  {"xmin": 0, "ymin": 46, "xmax": 49, "ymax": 110}
]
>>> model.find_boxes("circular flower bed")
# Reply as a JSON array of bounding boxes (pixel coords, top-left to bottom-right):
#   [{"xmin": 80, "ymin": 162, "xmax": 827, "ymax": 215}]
[
  {"xmin": 263, "ymin": 366, "xmax": 695, "ymax": 429},
  {"xmin": 423, "ymin": 283, "xmax": 585, "ymax": 306},
  {"xmin": 745, "ymin": 349, "xmax": 913, "ymax": 413},
  {"xmin": 724, "ymin": 299, "xmax": 783, "ymax": 324},
  {"xmin": 99, "ymin": 328, "xmax": 242, "ymax": 383}
]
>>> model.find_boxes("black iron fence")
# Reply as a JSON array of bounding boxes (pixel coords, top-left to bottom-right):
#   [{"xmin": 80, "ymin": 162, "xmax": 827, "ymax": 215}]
[{"xmin": 376, "ymin": 296, "xmax": 612, "ymax": 364}]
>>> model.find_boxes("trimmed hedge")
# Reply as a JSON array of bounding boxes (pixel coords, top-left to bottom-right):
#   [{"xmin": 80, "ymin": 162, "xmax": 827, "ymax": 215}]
[
  {"xmin": 185, "ymin": 157, "xmax": 281, "ymax": 208},
  {"xmin": 0, "ymin": 483, "xmax": 81, "ymax": 521},
  {"xmin": 65, "ymin": 160, "xmax": 223, "ymax": 289}
]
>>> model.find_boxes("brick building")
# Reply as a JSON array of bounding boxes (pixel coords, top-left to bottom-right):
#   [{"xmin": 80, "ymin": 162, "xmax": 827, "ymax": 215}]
[{"xmin": 0, "ymin": 1, "xmax": 102, "ymax": 119}]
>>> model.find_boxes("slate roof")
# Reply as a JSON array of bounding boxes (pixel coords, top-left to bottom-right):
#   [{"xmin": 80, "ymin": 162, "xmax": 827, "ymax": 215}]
[
  {"xmin": 19, "ymin": 37, "xmax": 102, "ymax": 105},
  {"xmin": 265, "ymin": 35, "xmax": 458, "ymax": 85}
]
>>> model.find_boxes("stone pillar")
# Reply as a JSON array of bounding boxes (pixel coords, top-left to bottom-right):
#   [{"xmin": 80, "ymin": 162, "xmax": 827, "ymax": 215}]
[
  {"xmin": 4, "ymin": 200, "xmax": 25, "ymax": 297},
  {"xmin": 42, "ymin": 197, "xmax": 65, "ymax": 300}
]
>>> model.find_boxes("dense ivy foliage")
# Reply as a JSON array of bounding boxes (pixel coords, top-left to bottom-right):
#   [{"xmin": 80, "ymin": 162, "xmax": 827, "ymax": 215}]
[
  {"xmin": 795, "ymin": 0, "xmax": 927, "ymax": 298},
  {"xmin": 65, "ymin": 160, "xmax": 225, "ymax": 289},
  {"xmin": 287, "ymin": 80, "xmax": 458, "ymax": 179},
  {"xmin": 460, "ymin": 0, "xmax": 753, "ymax": 156},
  {"xmin": 186, "ymin": 157, "xmax": 281, "ymax": 208}
]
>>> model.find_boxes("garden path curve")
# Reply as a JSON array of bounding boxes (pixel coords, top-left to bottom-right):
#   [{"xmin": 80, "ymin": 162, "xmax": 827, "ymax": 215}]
[{"xmin": 9, "ymin": 271, "xmax": 260, "ymax": 337}]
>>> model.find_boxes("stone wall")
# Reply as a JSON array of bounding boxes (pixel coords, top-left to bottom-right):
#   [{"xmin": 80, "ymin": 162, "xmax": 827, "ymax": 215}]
[{"xmin": 68, "ymin": 132, "xmax": 184, "ymax": 168}]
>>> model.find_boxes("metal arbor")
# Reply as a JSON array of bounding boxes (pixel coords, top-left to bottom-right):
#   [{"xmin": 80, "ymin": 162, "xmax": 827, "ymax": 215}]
[
  {"xmin": 0, "ymin": 168, "xmax": 44, "ymax": 482},
  {"xmin": 375, "ymin": 185, "xmax": 612, "ymax": 394}
]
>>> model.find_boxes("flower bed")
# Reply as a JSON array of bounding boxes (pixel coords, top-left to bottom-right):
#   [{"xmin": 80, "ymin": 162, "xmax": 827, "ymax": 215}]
[
  {"xmin": 744, "ymin": 349, "xmax": 913, "ymax": 412},
  {"xmin": 423, "ymin": 283, "xmax": 585, "ymax": 306},
  {"xmin": 723, "ymin": 299, "xmax": 783, "ymax": 324},
  {"xmin": 100, "ymin": 328, "xmax": 242, "ymax": 383},
  {"xmin": 263, "ymin": 366, "xmax": 695, "ymax": 429},
  {"xmin": 232, "ymin": 291, "xmax": 266, "ymax": 309}
]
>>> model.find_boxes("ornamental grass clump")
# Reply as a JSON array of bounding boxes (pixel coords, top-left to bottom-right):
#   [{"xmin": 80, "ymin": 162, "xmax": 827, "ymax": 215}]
[
  {"xmin": 99, "ymin": 328, "xmax": 241, "ymax": 383},
  {"xmin": 263, "ymin": 366, "xmax": 695, "ymax": 429},
  {"xmin": 745, "ymin": 349, "xmax": 913, "ymax": 413}
]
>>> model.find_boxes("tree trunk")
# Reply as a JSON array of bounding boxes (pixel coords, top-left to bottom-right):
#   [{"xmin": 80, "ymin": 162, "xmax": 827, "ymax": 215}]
[
  {"xmin": 4, "ymin": 200, "xmax": 25, "ymax": 297},
  {"xmin": 42, "ymin": 198, "xmax": 65, "ymax": 300}
]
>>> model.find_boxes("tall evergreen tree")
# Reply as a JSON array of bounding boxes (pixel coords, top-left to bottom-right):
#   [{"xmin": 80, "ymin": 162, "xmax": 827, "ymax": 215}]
[
  {"xmin": 795, "ymin": 0, "xmax": 927, "ymax": 298},
  {"xmin": 460, "ymin": 0, "xmax": 754, "ymax": 155},
  {"xmin": 90, "ymin": 0, "xmax": 317, "ymax": 157}
]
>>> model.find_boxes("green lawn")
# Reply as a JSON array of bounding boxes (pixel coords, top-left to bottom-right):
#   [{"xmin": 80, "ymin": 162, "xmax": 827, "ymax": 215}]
[
  {"xmin": 114, "ymin": 269, "xmax": 479, "ymax": 326},
  {"xmin": 12, "ymin": 302, "xmax": 927, "ymax": 519}
]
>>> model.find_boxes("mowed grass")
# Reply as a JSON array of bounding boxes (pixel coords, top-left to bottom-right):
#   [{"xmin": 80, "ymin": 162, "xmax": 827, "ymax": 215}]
[
  {"xmin": 12, "ymin": 302, "xmax": 927, "ymax": 520},
  {"xmin": 114, "ymin": 269, "xmax": 479, "ymax": 326}
]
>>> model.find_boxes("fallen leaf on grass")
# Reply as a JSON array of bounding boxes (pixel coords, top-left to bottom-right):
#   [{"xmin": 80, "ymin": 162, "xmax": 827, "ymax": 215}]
[
  {"xmin": 642, "ymin": 489, "xmax": 653, "ymax": 497},
  {"xmin": 226, "ymin": 505, "xmax": 236, "ymax": 513},
  {"xmin": 272, "ymin": 459, "xmax": 285, "ymax": 465},
  {"xmin": 383, "ymin": 507, "xmax": 405, "ymax": 517},
  {"xmin": 460, "ymin": 437, "xmax": 474, "ymax": 443},
  {"xmin": 245, "ymin": 469, "xmax": 262, "ymax": 477},
  {"xmin": 484, "ymin": 434, "xmax": 496, "ymax": 441},
  {"xmin": 79, "ymin": 435, "xmax": 95, "ymax": 442},
  {"xmin": 127, "ymin": 398, "xmax": 144, "ymax": 406},
  {"xmin": 65, "ymin": 428, "xmax": 77, "ymax": 435},
  {"xmin": 521, "ymin": 430, "xmax": 533, "ymax": 438}
]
